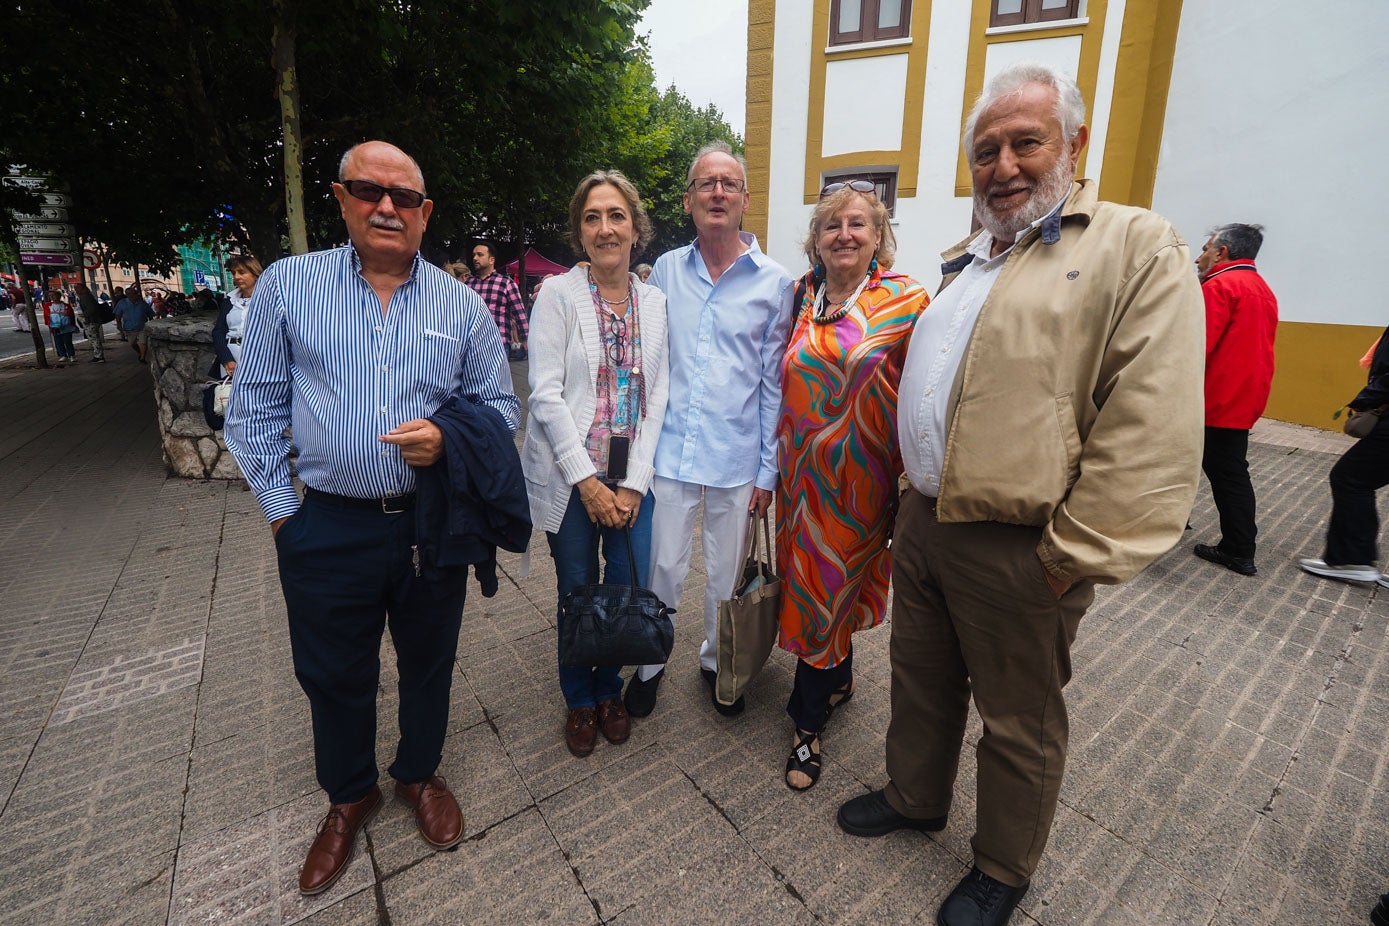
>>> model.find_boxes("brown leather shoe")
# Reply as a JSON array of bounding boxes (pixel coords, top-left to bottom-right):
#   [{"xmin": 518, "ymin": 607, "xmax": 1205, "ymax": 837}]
[
  {"xmin": 597, "ymin": 698, "xmax": 630, "ymax": 745},
  {"xmin": 394, "ymin": 775, "xmax": 464, "ymax": 849},
  {"xmin": 564, "ymin": 707, "xmax": 597, "ymax": 757},
  {"xmin": 298, "ymin": 785, "xmax": 382, "ymax": 895}
]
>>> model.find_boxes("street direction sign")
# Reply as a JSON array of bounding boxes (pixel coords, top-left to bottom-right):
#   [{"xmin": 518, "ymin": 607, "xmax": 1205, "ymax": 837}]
[
  {"xmin": 2, "ymin": 175, "xmax": 48, "ymax": 190},
  {"xmin": 21, "ymin": 254, "xmax": 74, "ymax": 266},
  {"xmin": 14, "ymin": 207, "xmax": 68, "ymax": 222},
  {"xmin": 18, "ymin": 236, "xmax": 77, "ymax": 251},
  {"xmin": 15, "ymin": 222, "xmax": 75, "ymax": 238},
  {"xmin": 39, "ymin": 193, "xmax": 71, "ymax": 207}
]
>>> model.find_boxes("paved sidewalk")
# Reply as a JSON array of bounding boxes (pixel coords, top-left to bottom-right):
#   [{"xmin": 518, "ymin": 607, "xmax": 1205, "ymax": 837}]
[{"xmin": 0, "ymin": 342, "xmax": 1384, "ymax": 925}]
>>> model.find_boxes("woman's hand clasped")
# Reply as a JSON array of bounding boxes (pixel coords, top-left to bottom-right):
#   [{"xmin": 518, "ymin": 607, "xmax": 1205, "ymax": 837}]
[{"xmin": 579, "ymin": 477, "xmax": 633, "ymax": 529}]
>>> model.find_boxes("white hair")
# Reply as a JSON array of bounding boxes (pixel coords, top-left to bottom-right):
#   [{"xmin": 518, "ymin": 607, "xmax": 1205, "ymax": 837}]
[
  {"xmin": 962, "ymin": 62, "xmax": 1086, "ymax": 161},
  {"xmin": 686, "ymin": 141, "xmax": 748, "ymax": 188}
]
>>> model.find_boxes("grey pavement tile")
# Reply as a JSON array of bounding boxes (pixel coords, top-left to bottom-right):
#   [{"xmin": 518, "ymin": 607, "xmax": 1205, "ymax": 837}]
[
  {"xmin": 295, "ymin": 887, "xmax": 379, "ymax": 925},
  {"xmin": 170, "ymin": 790, "xmax": 374, "ymax": 926},
  {"xmin": 380, "ymin": 806, "xmax": 598, "ymax": 925},
  {"xmin": 182, "ymin": 716, "xmax": 319, "ymax": 842},
  {"xmin": 50, "ymin": 847, "xmax": 177, "ymax": 926}
]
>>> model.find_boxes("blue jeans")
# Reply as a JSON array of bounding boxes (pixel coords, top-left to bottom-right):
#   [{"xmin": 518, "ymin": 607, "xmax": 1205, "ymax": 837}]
[
  {"xmin": 52, "ymin": 328, "xmax": 74, "ymax": 359},
  {"xmin": 547, "ymin": 487, "xmax": 654, "ymax": 709}
]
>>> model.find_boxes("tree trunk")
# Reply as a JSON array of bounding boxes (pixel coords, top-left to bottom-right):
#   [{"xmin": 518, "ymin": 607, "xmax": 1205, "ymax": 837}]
[
  {"xmin": 2, "ymin": 233, "xmax": 49, "ymax": 368},
  {"xmin": 273, "ymin": 2, "xmax": 309, "ymax": 255}
]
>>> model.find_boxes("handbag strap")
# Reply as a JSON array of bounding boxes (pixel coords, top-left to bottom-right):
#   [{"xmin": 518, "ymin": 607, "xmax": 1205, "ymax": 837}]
[
  {"xmin": 583, "ymin": 524, "xmax": 643, "ymax": 589},
  {"xmin": 742, "ymin": 510, "xmax": 773, "ymax": 580}
]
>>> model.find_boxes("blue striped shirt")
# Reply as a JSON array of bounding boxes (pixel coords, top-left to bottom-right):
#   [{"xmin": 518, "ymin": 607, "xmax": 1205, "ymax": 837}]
[{"xmin": 224, "ymin": 245, "xmax": 520, "ymax": 522}]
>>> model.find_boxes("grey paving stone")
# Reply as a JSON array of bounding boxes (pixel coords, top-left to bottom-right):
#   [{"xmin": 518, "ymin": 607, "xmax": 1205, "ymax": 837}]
[{"xmin": 380, "ymin": 806, "xmax": 598, "ymax": 925}]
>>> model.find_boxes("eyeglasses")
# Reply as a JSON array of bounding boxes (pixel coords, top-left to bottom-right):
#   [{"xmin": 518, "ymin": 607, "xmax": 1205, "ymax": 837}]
[
  {"xmin": 820, "ymin": 179, "xmax": 877, "ymax": 198},
  {"xmin": 340, "ymin": 179, "xmax": 426, "ymax": 209},
  {"xmin": 604, "ymin": 316, "xmax": 628, "ymax": 366},
  {"xmin": 687, "ymin": 177, "xmax": 746, "ymax": 194}
]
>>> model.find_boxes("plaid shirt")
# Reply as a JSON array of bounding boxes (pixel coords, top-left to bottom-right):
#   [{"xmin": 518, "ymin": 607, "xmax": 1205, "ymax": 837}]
[{"xmin": 464, "ymin": 271, "xmax": 529, "ymax": 344}]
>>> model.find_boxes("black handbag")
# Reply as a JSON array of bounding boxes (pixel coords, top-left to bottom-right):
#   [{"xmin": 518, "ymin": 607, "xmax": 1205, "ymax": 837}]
[{"xmin": 558, "ymin": 527, "xmax": 674, "ymax": 667}]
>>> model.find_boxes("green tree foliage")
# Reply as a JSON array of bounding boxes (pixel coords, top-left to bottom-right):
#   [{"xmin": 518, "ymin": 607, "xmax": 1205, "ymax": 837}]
[{"xmin": 0, "ymin": 1, "xmax": 740, "ymax": 272}]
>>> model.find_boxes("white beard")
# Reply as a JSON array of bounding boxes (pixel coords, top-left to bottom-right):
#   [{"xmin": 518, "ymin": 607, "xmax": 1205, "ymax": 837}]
[{"xmin": 973, "ymin": 155, "xmax": 1075, "ymax": 243}]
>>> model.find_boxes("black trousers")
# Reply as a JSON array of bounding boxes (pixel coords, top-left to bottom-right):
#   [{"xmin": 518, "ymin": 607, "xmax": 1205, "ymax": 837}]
[
  {"xmin": 1202, "ymin": 426, "xmax": 1258, "ymax": 559},
  {"xmin": 1324, "ymin": 415, "xmax": 1389, "ymax": 566},
  {"xmin": 786, "ymin": 648, "xmax": 853, "ymax": 733},
  {"xmin": 276, "ymin": 492, "xmax": 467, "ymax": 804}
]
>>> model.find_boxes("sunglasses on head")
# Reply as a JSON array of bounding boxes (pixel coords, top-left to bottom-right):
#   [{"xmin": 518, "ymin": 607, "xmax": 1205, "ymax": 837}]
[
  {"xmin": 820, "ymin": 179, "xmax": 876, "ymax": 198},
  {"xmin": 340, "ymin": 179, "xmax": 426, "ymax": 209}
]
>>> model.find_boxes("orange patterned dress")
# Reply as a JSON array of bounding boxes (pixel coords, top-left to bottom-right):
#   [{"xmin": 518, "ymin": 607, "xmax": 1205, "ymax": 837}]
[{"xmin": 776, "ymin": 268, "xmax": 929, "ymax": 668}]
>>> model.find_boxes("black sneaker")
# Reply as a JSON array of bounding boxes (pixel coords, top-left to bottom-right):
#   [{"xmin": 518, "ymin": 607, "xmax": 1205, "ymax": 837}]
[
  {"xmin": 938, "ymin": 867, "xmax": 1029, "ymax": 926},
  {"xmin": 1193, "ymin": 543, "xmax": 1256, "ymax": 576},
  {"xmin": 1372, "ymin": 892, "xmax": 1389, "ymax": 926},
  {"xmin": 623, "ymin": 667, "xmax": 664, "ymax": 718},
  {"xmin": 837, "ymin": 788, "xmax": 947, "ymax": 837},
  {"xmin": 699, "ymin": 667, "xmax": 744, "ymax": 716}
]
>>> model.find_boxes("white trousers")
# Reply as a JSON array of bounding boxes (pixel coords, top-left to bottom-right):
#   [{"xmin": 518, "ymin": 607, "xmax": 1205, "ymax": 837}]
[{"xmin": 639, "ymin": 475, "xmax": 755, "ymax": 678}]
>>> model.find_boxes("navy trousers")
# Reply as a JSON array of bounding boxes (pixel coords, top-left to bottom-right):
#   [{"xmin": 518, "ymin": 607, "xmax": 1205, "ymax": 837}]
[{"xmin": 276, "ymin": 491, "xmax": 467, "ymax": 804}]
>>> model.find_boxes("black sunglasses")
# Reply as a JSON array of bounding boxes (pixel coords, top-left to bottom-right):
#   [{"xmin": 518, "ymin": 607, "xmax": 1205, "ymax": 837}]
[
  {"xmin": 340, "ymin": 179, "xmax": 426, "ymax": 209},
  {"xmin": 820, "ymin": 179, "xmax": 876, "ymax": 198}
]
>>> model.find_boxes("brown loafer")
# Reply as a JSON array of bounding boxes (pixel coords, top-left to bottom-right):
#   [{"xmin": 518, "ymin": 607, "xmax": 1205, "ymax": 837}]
[
  {"xmin": 394, "ymin": 775, "xmax": 464, "ymax": 849},
  {"xmin": 298, "ymin": 785, "xmax": 382, "ymax": 895},
  {"xmin": 597, "ymin": 698, "xmax": 630, "ymax": 745},
  {"xmin": 564, "ymin": 707, "xmax": 597, "ymax": 757}
]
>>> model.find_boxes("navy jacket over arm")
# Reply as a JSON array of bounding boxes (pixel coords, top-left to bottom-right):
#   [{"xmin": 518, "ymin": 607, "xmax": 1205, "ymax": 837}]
[{"xmin": 417, "ymin": 394, "xmax": 531, "ymax": 595}]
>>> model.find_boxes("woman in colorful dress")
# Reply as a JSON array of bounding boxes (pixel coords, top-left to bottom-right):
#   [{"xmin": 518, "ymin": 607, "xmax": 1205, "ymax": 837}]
[
  {"xmin": 522, "ymin": 170, "xmax": 669, "ymax": 758},
  {"xmin": 777, "ymin": 180, "xmax": 929, "ymax": 790}
]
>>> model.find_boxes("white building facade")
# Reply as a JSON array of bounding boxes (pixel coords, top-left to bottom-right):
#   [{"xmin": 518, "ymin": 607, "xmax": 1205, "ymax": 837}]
[{"xmin": 745, "ymin": 0, "xmax": 1389, "ymax": 427}]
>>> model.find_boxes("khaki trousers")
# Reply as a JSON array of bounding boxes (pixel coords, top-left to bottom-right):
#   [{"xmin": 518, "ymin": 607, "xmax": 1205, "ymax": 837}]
[{"xmin": 884, "ymin": 489, "xmax": 1093, "ymax": 887}]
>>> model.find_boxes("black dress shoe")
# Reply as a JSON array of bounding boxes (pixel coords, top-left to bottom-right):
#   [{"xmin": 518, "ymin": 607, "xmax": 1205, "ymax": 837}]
[
  {"xmin": 623, "ymin": 667, "xmax": 663, "ymax": 717},
  {"xmin": 1372, "ymin": 892, "xmax": 1389, "ymax": 926},
  {"xmin": 836, "ymin": 788, "xmax": 947, "ymax": 837},
  {"xmin": 937, "ymin": 867, "xmax": 1028, "ymax": 926},
  {"xmin": 700, "ymin": 667, "xmax": 744, "ymax": 716},
  {"xmin": 1193, "ymin": 543, "xmax": 1257, "ymax": 576}
]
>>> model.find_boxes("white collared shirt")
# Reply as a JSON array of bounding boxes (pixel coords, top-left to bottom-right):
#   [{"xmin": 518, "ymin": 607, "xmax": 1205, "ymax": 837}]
[{"xmin": 899, "ymin": 205, "xmax": 1062, "ymax": 496}]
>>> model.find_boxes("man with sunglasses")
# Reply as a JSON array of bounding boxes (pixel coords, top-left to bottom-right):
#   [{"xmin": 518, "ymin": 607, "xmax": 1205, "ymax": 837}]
[
  {"xmin": 224, "ymin": 140, "xmax": 519, "ymax": 896},
  {"xmin": 835, "ymin": 63, "xmax": 1204, "ymax": 926},
  {"xmin": 623, "ymin": 141, "xmax": 794, "ymax": 719}
]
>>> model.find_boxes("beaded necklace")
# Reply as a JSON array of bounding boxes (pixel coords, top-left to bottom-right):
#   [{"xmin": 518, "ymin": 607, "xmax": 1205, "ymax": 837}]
[{"xmin": 807, "ymin": 269, "xmax": 872, "ymax": 325}]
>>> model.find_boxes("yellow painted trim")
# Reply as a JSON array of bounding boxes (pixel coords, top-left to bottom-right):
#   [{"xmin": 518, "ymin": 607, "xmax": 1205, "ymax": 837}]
[
  {"xmin": 954, "ymin": 0, "xmax": 1109, "ymax": 197},
  {"xmin": 1097, "ymin": 0, "xmax": 1183, "ymax": 207},
  {"xmin": 1266, "ymin": 322, "xmax": 1382, "ymax": 430},
  {"xmin": 803, "ymin": 0, "xmax": 932, "ymax": 204},
  {"xmin": 745, "ymin": 0, "xmax": 777, "ymax": 243}
]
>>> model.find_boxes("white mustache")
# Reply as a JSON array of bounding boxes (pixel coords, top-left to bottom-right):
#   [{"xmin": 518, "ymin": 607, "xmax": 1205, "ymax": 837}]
[{"xmin": 369, "ymin": 215, "xmax": 406, "ymax": 231}]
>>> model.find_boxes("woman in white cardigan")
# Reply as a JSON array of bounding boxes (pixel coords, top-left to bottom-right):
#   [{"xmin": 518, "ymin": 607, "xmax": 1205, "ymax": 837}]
[{"xmin": 521, "ymin": 170, "xmax": 669, "ymax": 758}]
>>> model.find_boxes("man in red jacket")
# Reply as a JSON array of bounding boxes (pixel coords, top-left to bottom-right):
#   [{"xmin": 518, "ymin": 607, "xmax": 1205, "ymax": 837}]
[{"xmin": 1192, "ymin": 223, "xmax": 1279, "ymax": 575}]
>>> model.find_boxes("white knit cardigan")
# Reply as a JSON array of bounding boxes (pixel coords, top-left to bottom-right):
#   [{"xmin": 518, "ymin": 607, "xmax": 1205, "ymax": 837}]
[{"xmin": 520, "ymin": 265, "xmax": 669, "ymax": 534}]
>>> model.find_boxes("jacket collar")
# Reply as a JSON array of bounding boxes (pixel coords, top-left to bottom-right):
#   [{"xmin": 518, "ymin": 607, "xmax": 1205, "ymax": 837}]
[{"xmin": 940, "ymin": 180, "xmax": 1096, "ymax": 277}]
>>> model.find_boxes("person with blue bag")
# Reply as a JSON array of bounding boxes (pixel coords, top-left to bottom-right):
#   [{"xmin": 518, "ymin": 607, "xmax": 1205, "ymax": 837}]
[
  {"xmin": 44, "ymin": 293, "xmax": 78, "ymax": 364},
  {"xmin": 521, "ymin": 170, "xmax": 669, "ymax": 758}
]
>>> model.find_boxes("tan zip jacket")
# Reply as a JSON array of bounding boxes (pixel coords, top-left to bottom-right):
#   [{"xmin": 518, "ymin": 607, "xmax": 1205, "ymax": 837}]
[{"xmin": 934, "ymin": 180, "xmax": 1204, "ymax": 586}]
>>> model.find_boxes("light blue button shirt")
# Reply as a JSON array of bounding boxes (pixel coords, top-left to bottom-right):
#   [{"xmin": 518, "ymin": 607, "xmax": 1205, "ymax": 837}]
[
  {"xmin": 224, "ymin": 245, "xmax": 519, "ymax": 522},
  {"xmin": 648, "ymin": 233, "xmax": 794, "ymax": 490}
]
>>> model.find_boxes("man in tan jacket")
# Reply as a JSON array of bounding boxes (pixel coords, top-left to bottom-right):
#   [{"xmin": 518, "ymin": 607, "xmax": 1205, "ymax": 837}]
[{"xmin": 836, "ymin": 62, "xmax": 1204, "ymax": 926}]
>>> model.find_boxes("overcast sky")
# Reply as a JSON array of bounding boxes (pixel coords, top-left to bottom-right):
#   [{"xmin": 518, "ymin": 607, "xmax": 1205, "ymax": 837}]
[{"xmin": 638, "ymin": 0, "xmax": 749, "ymax": 135}]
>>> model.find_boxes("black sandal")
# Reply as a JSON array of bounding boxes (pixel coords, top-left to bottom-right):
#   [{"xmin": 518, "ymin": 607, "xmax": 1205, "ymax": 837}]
[{"xmin": 785, "ymin": 729, "xmax": 822, "ymax": 791}]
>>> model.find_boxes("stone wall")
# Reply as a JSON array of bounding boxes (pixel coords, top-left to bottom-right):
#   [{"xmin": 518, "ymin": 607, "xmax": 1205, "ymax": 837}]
[{"xmin": 146, "ymin": 313, "xmax": 242, "ymax": 480}]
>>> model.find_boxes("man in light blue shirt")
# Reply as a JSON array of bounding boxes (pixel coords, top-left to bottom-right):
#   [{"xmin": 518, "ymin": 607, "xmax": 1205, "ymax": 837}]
[
  {"xmin": 625, "ymin": 142, "xmax": 794, "ymax": 719},
  {"xmin": 225, "ymin": 141, "xmax": 517, "ymax": 895}
]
